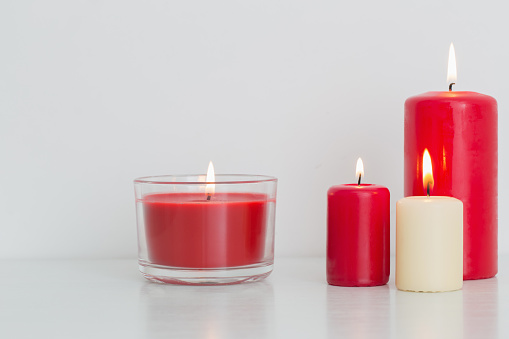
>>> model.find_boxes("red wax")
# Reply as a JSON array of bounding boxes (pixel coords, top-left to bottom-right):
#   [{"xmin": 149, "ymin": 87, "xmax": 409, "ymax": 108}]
[
  {"xmin": 405, "ymin": 91, "xmax": 498, "ymax": 280},
  {"xmin": 143, "ymin": 193, "xmax": 270, "ymax": 268},
  {"xmin": 327, "ymin": 184, "xmax": 390, "ymax": 287}
]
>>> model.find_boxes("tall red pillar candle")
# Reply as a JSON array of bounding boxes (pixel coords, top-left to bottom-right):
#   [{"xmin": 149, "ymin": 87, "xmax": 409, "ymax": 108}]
[
  {"xmin": 327, "ymin": 159, "xmax": 390, "ymax": 286},
  {"xmin": 404, "ymin": 91, "xmax": 497, "ymax": 280},
  {"xmin": 404, "ymin": 43, "xmax": 497, "ymax": 281}
]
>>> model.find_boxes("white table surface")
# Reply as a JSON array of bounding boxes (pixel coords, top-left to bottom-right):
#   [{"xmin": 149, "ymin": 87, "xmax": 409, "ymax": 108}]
[{"xmin": 0, "ymin": 256, "xmax": 507, "ymax": 339}]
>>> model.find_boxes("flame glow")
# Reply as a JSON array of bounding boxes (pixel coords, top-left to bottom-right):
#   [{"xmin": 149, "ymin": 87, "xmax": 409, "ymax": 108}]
[
  {"xmin": 447, "ymin": 43, "xmax": 457, "ymax": 85},
  {"xmin": 205, "ymin": 161, "xmax": 215, "ymax": 195},
  {"xmin": 356, "ymin": 158, "xmax": 364, "ymax": 182},
  {"xmin": 423, "ymin": 149, "xmax": 434, "ymax": 193}
]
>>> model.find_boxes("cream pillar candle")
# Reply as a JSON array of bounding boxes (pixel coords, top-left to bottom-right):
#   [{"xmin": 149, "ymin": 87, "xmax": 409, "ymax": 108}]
[
  {"xmin": 396, "ymin": 149, "xmax": 463, "ymax": 292},
  {"xmin": 396, "ymin": 196, "xmax": 463, "ymax": 292}
]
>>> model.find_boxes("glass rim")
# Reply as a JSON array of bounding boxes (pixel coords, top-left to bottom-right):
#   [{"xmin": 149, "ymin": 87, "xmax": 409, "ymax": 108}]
[{"xmin": 134, "ymin": 174, "xmax": 278, "ymax": 185}]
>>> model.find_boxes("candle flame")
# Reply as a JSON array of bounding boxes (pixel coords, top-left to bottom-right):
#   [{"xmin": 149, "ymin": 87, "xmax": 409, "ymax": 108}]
[
  {"xmin": 205, "ymin": 161, "xmax": 215, "ymax": 195},
  {"xmin": 356, "ymin": 157, "xmax": 364, "ymax": 182},
  {"xmin": 423, "ymin": 149, "xmax": 434, "ymax": 193},
  {"xmin": 447, "ymin": 43, "xmax": 457, "ymax": 85}
]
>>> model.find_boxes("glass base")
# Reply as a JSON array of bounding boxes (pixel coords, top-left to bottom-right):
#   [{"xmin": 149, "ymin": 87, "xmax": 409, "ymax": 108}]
[{"xmin": 139, "ymin": 260, "xmax": 273, "ymax": 285}]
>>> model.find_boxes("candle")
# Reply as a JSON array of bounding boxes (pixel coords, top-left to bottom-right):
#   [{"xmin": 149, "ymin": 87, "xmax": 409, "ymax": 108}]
[
  {"xmin": 134, "ymin": 163, "xmax": 278, "ymax": 285},
  {"xmin": 327, "ymin": 158, "xmax": 390, "ymax": 287},
  {"xmin": 143, "ymin": 193, "xmax": 269, "ymax": 268},
  {"xmin": 396, "ymin": 149, "xmax": 463, "ymax": 292},
  {"xmin": 404, "ymin": 43, "xmax": 497, "ymax": 280}
]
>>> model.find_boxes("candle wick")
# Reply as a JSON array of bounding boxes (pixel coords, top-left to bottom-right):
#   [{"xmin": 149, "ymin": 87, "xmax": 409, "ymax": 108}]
[
  {"xmin": 449, "ymin": 83, "xmax": 455, "ymax": 91},
  {"xmin": 206, "ymin": 194, "xmax": 211, "ymax": 201},
  {"xmin": 427, "ymin": 182, "xmax": 430, "ymax": 197},
  {"xmin": 358, "ymin": 174, "xmax": 361, "ymax": 186}
]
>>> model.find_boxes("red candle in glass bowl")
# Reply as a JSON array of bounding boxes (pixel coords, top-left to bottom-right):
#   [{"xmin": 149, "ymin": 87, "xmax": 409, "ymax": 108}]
[
  {"xmin": 404, "ymin": 44, "xmax": 497, "ymax": 280},
  {"xmin": 134, "ymin": 162, "xmax": 277, "ymax": 285},
  {"xmin": 143, "ymin": 192, "xmax": 269, "ymax": 268},
  {"xmin": 327, "ymin": 158, "xmax": 390, "ymax": 287}
]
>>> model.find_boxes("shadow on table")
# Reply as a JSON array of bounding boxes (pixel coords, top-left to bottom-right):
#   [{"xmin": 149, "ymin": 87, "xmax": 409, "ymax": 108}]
[
  {"xmin": 327, "ymin": 284, "xmax": 391, "ymax": 338},
  {"xmin": 138, "ymin": 281, "xmax": 275, "ymax": 337}
]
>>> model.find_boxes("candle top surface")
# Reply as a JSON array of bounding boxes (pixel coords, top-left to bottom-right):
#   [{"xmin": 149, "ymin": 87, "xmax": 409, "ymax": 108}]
[
  {"xmin": 405, "ymin": 196, "xmax": 459, "ymax": 200},
  {"xmin": 142, "ymin": 192, "xmax": 272, "ymax": 205},
  {"xmin": 406, "ymin": 91, "xmax": 496, "ymax": 104},
  {"xmin": 333, "ymin": 184, "xmax": 387, "ymax": 189},
  {"xmin": 328, "ymin": 184, "xmax": 389, "ymax": 196},
  {"xmin": 398, "ymin": 196, "xmax": 463, "ymax": 205}
]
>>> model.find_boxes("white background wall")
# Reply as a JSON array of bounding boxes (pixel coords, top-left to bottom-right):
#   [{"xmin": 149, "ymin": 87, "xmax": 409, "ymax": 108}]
[{"xmin": 1, "ymin": 0, "xmax": 507, "ymax": 259}]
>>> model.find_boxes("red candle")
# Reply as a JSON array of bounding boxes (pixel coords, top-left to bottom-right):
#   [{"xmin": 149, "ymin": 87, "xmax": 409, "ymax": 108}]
[
  {"xmin": 327, "ymin": 159, "xmax": 390, "ymax": 286},
  {"xmin": 143, "ymin": 192, "xmax": 270, "ymax": 268},
  {"xmin": 404, "ymin": 44, "xmax": 498, "ymax": 280},
  {"xmin": 135, "ymin": 162, "xmax": 278, "ymax": 285}
]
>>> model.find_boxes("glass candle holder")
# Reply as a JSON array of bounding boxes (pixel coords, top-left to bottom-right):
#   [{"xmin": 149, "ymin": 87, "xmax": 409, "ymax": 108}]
[{"xmin": 134, "ymin": 174, "xmax": 277, "ymax": 285}]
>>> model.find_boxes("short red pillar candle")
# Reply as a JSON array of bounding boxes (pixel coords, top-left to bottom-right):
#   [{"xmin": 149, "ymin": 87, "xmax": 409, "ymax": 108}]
[
  {"xmin": 327, "ymin": 159, "xmax": 390, "ymax": 287},
  {"xmin": 404, "ymin": 44, "xmax": 498, "ymax": 280}
]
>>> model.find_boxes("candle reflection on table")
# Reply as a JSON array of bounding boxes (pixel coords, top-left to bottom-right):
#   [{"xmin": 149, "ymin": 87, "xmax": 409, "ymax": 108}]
[
  {"xmin": 395, "ymin": 290, "xmax": 463, "ymax": 338},
  {"xmin": 327, "ymin": 285, "xmax": 391, "ymax": 338},
  {"xmin": 139, "ymin": 281, "xmax": 275, "ymax": 337},
  {"xmin": 463, "ymin": 278, "xmax": 499, "ymax": 339}
]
